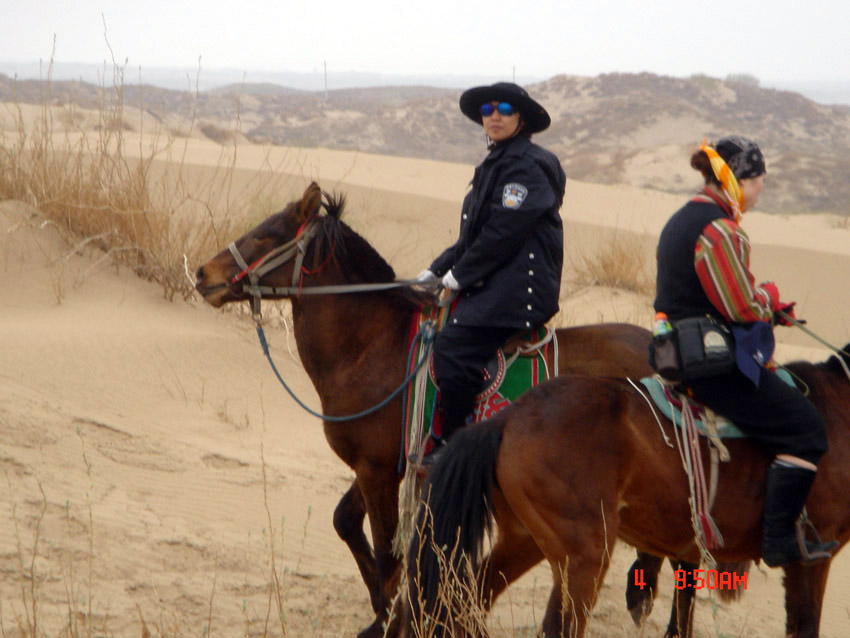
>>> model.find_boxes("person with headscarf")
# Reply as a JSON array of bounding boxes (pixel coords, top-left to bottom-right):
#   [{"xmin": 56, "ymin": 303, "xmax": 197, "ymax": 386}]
[{"xmin": 652, "ymin": 136, "xmax": 837, "ymax": 566}]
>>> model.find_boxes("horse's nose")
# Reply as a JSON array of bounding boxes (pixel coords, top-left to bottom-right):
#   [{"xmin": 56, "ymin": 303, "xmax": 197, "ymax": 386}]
[{"xmin": 195, "ymin": 266, "xmax": 205, "ymax": 283}]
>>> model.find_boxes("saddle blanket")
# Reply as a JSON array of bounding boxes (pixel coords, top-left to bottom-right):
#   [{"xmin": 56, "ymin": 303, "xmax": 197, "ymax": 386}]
[
  {"xmin": 403, "ymin": 304, "xmax": 553, "ymax": 459},
  {"xmin": 639, "ymin": 367, "xmax": 796, "ymax": 439}
]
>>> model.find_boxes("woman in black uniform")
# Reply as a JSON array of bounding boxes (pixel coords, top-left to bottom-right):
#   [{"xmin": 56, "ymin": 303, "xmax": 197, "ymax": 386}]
[{"xmin": 417, "ymin": 82, "xmax": 566, "ymax": 462}]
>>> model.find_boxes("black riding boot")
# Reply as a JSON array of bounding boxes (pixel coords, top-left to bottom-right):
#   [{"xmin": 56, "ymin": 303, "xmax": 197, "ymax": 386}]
[
  {"xmin": 436, "ymin": 388, "xmax": 475, "ymax": 441},
  {"xmin": 422, "ymin": 388, "xmax": 474, "ymax": 467},
  {"xmin": 761, "ymin": 461, "xmax": 838, "ymax": 567}
]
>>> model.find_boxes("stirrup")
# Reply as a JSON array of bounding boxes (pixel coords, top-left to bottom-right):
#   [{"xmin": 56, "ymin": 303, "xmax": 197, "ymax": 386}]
[
  {"xmin": 795, "ymin": 509, "xmax": 839, "ymax": 564},
  {"xmin": 407, "ymin": 438, "xmax": 445, "ymax": 474},
  {"xmin": 420, "ymin": 440, "xmax": 447, "ymax": 469}
]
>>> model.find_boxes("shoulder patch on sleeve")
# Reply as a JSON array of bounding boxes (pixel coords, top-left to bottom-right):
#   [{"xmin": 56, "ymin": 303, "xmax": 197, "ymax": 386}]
[{"xmin": 502, "ymin": 183, "xmax": 528, "ymax": 209}]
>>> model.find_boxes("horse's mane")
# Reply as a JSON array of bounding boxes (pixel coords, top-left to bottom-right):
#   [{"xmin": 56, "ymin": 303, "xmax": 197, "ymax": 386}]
[
  {"xmin": 311, "ymin": 192, "xmax": 397, "ymax": 283},
  {"xmin": 781, "ymin": 344, "xmax": 850, "ymax": 407},
  {"xmin": 312, "ymin": 192, "xmax": 435, "ymax": 306},
  {"xmin": 785, "ymin": 343, "xmax": 850, "ymax": 375},
  {"xmin": 827, "ymin": 342, "xmax": 850, "ymax": 371}
]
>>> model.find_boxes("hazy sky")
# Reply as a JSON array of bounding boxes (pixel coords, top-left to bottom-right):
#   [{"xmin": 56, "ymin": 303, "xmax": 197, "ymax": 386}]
[{"xmin": 3, "ymin": 0, "xmax": 849, "ymax": 85}]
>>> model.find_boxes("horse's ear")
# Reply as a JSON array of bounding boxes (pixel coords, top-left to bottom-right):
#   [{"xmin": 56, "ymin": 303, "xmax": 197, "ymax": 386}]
[{"xmin": 297, "ymin": 182, "xmax": 323, "ymax": 224}]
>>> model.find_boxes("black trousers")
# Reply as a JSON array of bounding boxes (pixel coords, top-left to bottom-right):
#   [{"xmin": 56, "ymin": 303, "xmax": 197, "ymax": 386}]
[
  {"xmin": 432, "ymin": 323, "xmax": 516, "ymax": 440},
  {"xmin": 687, "ymin": 368, "xmax": 828, "ymax": 466}
]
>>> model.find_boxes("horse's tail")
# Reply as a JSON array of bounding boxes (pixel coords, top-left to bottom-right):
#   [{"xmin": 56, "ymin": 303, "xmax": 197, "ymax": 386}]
[{"xmin": 405, "ymin": 416, "xmax": 506, "ymax": 633}]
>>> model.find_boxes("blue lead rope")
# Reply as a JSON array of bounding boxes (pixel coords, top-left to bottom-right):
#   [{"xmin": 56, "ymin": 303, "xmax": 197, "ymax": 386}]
[{"xmin": 255, "ymin": 320, "xmax": 436, "ymax": 423}]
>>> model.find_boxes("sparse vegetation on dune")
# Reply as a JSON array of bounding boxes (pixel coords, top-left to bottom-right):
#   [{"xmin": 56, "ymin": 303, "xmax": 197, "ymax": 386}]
[
  {"xmin": 568, "ymin": 231, "xmax": 654, "ymax": 297},
  {"xmin": 0, "ymin": 54, "xmax": 289, "ymax": 301}
]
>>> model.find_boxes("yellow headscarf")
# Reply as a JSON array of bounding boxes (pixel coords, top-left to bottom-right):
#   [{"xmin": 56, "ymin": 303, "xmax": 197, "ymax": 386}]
[{"xmin": 700, "ymin": 139, "xmax": 744, "ymax": 222}]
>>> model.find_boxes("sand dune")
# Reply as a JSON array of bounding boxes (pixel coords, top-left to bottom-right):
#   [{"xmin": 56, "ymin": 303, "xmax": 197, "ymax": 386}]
[{"xmin": 2, "ymin": 136, "xmax": 849, "ymax": 637}]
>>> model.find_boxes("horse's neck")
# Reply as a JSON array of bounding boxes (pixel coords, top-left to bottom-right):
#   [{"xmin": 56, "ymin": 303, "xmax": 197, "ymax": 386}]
[{"xmin": 291, "ymin": 294, "xmax": 413, "ymax": 399}]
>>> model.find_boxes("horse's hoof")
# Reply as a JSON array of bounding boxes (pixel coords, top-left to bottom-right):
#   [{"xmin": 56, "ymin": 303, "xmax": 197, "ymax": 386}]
[
  {"xmin": 628, "ymin": 597, "xmax": 653, "ymax": 626},
  {"xmin": 625, "ymin": 572, "xmax": 654, "ymax": 625}
]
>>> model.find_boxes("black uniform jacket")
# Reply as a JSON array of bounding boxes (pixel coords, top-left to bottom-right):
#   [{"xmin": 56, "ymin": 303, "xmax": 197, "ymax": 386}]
[{"xmin": 430, "ymin": 135, "xmax": 566, "ymax": 329}]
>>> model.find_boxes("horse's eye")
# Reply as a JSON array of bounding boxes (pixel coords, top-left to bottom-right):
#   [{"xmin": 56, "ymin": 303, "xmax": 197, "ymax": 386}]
[{"xmin": 251, "ymin": 232, "xmax": 274, "ymax": 243}]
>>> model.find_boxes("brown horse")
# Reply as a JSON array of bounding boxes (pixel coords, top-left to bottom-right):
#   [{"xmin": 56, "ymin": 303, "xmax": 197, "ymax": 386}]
[
  {"xmin": 194, "ymin": 182, "xmax": 657, "ymax": 637},
  {"xmin": 404, "ymin": 348, "xmax": 850, "ymax": 638}
]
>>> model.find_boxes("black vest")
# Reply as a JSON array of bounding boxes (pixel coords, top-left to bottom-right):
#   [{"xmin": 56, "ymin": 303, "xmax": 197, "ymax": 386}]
[{"xmin": 654, "ymin": 200, "xmax": 729, "ymax": 321}]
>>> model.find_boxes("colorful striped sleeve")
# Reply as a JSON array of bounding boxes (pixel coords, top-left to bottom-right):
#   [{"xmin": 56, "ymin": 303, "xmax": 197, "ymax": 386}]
[{"xmin": 694, "ymin": 219, "xmax": 772, "ymax": 323}]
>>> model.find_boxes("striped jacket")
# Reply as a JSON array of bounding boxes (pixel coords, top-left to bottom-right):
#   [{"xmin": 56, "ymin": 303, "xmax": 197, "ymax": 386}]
[{"xmin": 654, "ymin": 188, "xmax": 773, "ymax": 324}]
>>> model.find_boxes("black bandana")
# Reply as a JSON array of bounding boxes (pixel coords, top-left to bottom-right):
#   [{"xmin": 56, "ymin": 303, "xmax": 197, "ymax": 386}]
[{"xmin": 715, "ymin": 136, "xmax": 766, "ymax": 180}]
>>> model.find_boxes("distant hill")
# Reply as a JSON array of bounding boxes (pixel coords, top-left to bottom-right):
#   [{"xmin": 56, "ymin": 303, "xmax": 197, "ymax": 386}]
[
  {"xmin": 2, "ymin": 71, "xmax": 848, "ymax": 215},
  {"xmin": 535, "ymin": 73, "xmax": 850, "ymax": 215},
  {"xmin": 207, "ymin": 83, "xmax": 307, "ymax": 96},
  {"xmin": 0, "ymin": 61, "xmax": 521, "ymax": 93}
]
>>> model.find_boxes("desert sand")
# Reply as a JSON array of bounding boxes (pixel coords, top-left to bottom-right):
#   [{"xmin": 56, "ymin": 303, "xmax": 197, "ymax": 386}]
[{"xmin": 2, "ymin": 130, "xmax": 849, "ymax": 637}]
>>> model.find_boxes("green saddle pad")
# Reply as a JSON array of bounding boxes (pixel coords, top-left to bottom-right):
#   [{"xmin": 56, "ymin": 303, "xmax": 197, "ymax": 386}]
[{"xmin": 403, "ymin": 305, "xmax": 552, "ymax": 456}]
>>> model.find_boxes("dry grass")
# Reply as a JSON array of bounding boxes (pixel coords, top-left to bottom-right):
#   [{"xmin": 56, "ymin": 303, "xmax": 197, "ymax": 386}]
[
  {"xmin": 0, "ymin": 46, "xmax": 287, "ymax": 302},
  {"xmin": 567, "ymin": 230, "xmax": 654, "ymax": 297},
  {"xmin": 404, "ymin": 503, "xmax": 491, "ymax": 638}
]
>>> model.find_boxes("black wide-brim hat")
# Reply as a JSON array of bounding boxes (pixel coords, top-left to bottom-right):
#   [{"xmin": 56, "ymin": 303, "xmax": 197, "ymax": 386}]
[{"xmin": 459, "ymin": 82, "xmax": 551, "ymax": 133}]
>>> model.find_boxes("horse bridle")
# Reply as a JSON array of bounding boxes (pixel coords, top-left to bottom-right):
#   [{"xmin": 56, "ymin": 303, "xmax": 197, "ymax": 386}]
[
  {"xmin": 227, "ymin": 217, "xmax": 435, "ymax": 321},
  {"xmin": 227, "ymin": 220, "xmax": 321, "ymax": 319},
  {"xmin": 224, "ymin": 214, "xmax": 440, "ymax": 424}
]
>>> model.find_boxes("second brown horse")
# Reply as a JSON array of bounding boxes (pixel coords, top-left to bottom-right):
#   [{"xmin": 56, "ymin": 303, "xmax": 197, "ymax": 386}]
[{"xmin": 404, "ymin": 349, "xmax": 850, "ymax": 637}]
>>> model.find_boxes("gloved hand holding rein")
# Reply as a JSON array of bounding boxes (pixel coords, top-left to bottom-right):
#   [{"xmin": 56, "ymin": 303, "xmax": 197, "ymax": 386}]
[{"xmin": 759, "ymin": 281, "xmax": 801, "ymax": 326}]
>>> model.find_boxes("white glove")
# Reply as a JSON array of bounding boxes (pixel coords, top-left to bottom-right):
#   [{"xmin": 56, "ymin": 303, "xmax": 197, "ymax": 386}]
[
  {"xmin": 416, "ymin": 269, "xmax": 438, "ymax": 284},
  {"xmin": 441, "ymin": 270, "xmax": 461, "ymax": 290}
]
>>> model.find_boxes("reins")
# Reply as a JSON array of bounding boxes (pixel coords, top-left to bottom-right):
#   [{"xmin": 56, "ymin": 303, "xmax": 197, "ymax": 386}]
[
  {"xmin": 255, "ymin": 319, "xmax": 436, "ymax": 422},
  {"xmin": 229, "ymin": 217, "xmax": 440, "ymax": 422},
  {"xmin": 777, "ymin": 310, "xmax": 850, "ymax": 383}
]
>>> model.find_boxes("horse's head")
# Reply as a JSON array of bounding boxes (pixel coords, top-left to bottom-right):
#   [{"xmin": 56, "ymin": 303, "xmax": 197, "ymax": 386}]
[{"xmin": 195, "ymin": 182, "xmax": 324, "ymax": 308}]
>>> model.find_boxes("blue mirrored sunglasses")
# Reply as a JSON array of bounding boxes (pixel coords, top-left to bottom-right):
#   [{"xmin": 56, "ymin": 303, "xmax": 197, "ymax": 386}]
[{"xmin": 479, "ymin": 102, "xmax": 516, "ymax": 117}]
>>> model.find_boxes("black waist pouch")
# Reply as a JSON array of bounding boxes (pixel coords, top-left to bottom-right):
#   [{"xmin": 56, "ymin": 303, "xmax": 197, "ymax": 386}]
[{"xmin": 649, "ymin": 316, "xmax": 735, "ymax": 382}]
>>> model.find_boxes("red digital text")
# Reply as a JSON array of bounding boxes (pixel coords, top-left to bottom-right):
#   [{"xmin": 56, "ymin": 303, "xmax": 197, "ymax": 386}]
[{"xmin": 633, "ymin": 568, "xmax": 748, "ymax": 591}]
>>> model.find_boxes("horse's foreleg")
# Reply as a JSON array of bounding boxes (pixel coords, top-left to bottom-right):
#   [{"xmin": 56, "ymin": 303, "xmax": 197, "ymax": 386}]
[
  {"xmin": 782, "ymin": 560, "xmax": 832, "ymax": 638},
  {"xmin": 357, "ymin": 468, "xmax": 403, "ymax": 638},
  {"xmin": 625, "ymin": 551, "xmax": 664, "ymax": 625},
  {"xmin": 627, "ymin": 553, "xmax": 740, "ymax": 638},
  {"xmin": 333, "ymin": 482, "xmax": 381, "ymax": 613}
]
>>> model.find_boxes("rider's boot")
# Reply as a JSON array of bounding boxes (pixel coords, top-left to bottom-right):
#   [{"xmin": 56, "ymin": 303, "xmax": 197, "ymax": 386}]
[
  {"xmin": 761, "ymin": 460, "xmax": 839, "ymax": 567},
  {"xmin": 422, "ymin": 388, "xmax": 473, "ymax": 468}
]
